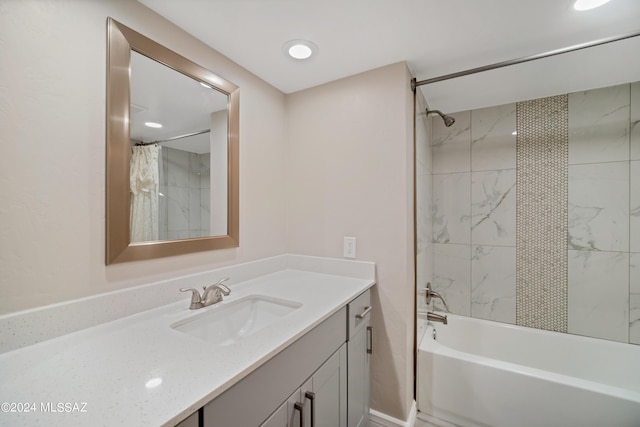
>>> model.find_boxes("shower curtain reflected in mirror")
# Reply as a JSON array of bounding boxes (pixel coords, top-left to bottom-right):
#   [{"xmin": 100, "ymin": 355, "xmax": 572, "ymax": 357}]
[{"xmin": 130, "ymin": 144, "xmax": 159, "ymax": 242}]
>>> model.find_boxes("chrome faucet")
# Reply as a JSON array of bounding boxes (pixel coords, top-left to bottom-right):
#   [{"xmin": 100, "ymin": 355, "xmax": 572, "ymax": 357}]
[
  {"xmin": 202, "ymin": 277, "xmax": 231, "ymax": 306},
  {"xmin": 427, "ymin": 311, "xmax": 448, "ymax": 325},
  {"xmin": 421, "ymin": 282, "xmax": 449, "ymax": 325},
  {"xmin": 180, "ymin": 277, "xmax": 231, "ymax": 310}
]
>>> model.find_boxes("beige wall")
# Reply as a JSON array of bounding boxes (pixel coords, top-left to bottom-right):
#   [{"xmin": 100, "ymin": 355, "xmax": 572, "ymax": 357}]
[
  {"xmin": 0, "ymin": 0, "xmax": 287, "ymax": 313},
  {"xmin": 286, "ymin": 62, "xmax": 416, "ymax": 420}
]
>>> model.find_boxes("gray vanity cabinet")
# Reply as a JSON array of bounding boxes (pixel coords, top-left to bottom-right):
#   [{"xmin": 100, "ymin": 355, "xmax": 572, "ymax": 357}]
[
  {"xmin": 307, "ymin": 344, "xmax": 348, "ymax": 427},
  {"xmin": 176, "ymin": 410, "xmax": 200, "ymax": 427},
  {"xmin": 202, "ymin": 308, "xmax": 347, "ymax": 427},
  {"xmin": 347, "ymin": 290, "xmax": 372, "ymax": 427},
  {"xmin": 259, "ymin": 392, "xmax": 289, "ymax": 427},
  {"xmin": 260, "ymin": 345, "xmax": 347, "ymax": 427},
  {"xmin": 192, "ymin": 288, "xmax": 372, "ymax": 427}
]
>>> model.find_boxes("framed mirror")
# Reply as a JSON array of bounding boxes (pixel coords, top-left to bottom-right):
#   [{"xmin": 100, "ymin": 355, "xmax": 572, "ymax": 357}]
[{"xmin": 106, "ymin": 18, "xmax": 239, "ymax": 265}]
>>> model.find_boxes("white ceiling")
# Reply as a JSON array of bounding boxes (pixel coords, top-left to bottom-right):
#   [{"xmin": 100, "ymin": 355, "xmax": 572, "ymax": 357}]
[{"xmin": 138, "ymin": 0, "xmax": 640, "ymax": 112}]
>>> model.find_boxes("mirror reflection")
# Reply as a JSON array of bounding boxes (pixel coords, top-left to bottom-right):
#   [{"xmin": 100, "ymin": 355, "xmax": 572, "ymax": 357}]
[
  {"xmin": 106, "ymin": 18, "xmax": 239, "ymax": 265},
  {"xmin": 129, "ymin": 52, "xmax": 228, "ymax": 242}
]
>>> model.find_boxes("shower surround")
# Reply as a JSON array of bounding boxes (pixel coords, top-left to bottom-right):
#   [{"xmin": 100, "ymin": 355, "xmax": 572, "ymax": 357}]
[
  {"xmin": 158, "ymin": 146, "xmax": 211, "ymax": 240},
  {"xmin": 428, "ymin": 81, "xmax": 640, "ymax": 345}
]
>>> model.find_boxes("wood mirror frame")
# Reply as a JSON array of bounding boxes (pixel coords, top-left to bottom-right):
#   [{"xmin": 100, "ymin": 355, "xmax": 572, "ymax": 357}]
[{"xmin": 106, "ymin": 18, "xmax": 239, "ymax": 265}]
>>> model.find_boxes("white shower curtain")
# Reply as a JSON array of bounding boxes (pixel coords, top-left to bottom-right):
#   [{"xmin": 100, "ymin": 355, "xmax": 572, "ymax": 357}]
[{"xmin": 130, "ymin": 144, "xmax": 159, "ymax": 242}]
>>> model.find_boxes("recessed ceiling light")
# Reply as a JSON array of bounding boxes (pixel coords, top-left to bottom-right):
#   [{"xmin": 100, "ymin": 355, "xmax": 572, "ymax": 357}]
[
  {"xmin": 283, "ymin": 39, "xmax": 318, "ymax": 60},
  {"xmin": 289, "ymin": 44, "xmax": 312, "ymax": 59},
  {"xmin": 144, "ymin": 122, "xmax": 163, "ymax": 128},
  {"xmin": 573, "ymin": 0, "xmax": 612, "ymax": 11}
]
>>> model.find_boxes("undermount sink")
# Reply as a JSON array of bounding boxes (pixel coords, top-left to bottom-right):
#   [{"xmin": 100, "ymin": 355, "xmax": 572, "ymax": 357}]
[{"xmin": 171, "ymin": 295, "xmax": 303, "ymax": 346}]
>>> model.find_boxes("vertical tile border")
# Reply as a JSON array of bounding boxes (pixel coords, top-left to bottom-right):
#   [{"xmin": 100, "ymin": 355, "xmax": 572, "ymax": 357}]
[{"xmin": 515, "ymin": 95, "xmax": 569, "ymax": 332}]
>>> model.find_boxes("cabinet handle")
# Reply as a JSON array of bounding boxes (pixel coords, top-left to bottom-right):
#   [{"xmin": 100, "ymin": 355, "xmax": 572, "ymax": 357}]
[
  {"xmin": 294, "ymin": 402, "xmax": 305, "ymax": 427},
  {"xmin": 367, "ymin": 326, "xmax": 373, "ymax": 355},
  {"xmin": 305, "ymin": 391, "xmax": 315, "ymax": 427},
  {"xmin": 356, "ymin": 306, "xmax": 372, "ymax": 319}
]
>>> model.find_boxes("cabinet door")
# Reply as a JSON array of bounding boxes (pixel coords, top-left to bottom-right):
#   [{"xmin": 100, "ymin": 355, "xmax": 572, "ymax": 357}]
[
  {"xmin": 260, "ymin": 400, "xmax": 288, "ymax": 427},
  {"xmin": 347, "ymin": 326, "xmax": 370, "ymax": 427},
  {"xmin": 302, "ymin": 345, "xmax": 347, "ymax": 427},
  {"xmin": 260, "ymin": 389, "xmax": 304, "ymax": 427},
  {"xmin": 261, "ymin": 405, "xmax": 287, "ymax": 427},
  {"xmin": 176, "ymin": 410, "xmax": 200, "ymax": 427},
  {"xmin": 348, "ymin": 292, "xmax": 371, "ymax": 427},
  {"xmin": 287, "ymin": 389, "xmax": 305, "ymax": 427}
]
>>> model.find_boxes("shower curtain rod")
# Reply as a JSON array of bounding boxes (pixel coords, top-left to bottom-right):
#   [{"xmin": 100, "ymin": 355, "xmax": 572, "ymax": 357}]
[
  {"xmin": 135, "ymin": 129, "xmax": 211, "ymax": 146},
  {"xmin": 411, "ymin": 29, "xmax": 640, "ymax": 91}
]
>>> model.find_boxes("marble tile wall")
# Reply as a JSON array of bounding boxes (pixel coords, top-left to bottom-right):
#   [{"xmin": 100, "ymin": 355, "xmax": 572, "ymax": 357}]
[
  {"xmin": 631, "ymin": 82, "xmax": 640, "ymax": 345},
  {"xmin": 568, "ymin": 84, "xmax": 632, "ymax": 343},
  {"xmin": 431, "ymin": 104, "xmax": 517, "ymax": 324},
  {"xmin": 428, "ymin": 81, "xmax": 640, "ymax": 345},
  {"xmin": 416, "ymin": 93, "xmax": 434, "ymax": 316},
  {"xmin": 159, "ymin": 147, "xmax": 211, "ymax": 240},
  {"xmin": 631, "ymin": 254, "xmax": 640, "ymax": 344}
]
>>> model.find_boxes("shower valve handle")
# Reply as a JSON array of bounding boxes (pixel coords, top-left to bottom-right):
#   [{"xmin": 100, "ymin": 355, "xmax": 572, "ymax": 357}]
[{"xmin": 424, "ymin": 283, "xmax": 449, "ymax": 311}]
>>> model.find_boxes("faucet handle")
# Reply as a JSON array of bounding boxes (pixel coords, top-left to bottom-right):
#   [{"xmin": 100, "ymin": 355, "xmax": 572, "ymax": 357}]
[
  {"xmin": 204, "ymin": 277, "xmax": 231, "ymax": 295},
  {"xmin": 424, "ymin": 282, "xmax": 434, "ymax": 304},
  {"xmin": 180, "ymin": 288, "xmax": 203, "ymax": 310},
  {"xmin": 216, "ymin": 276, "xmax": 230, "ymax": 286},
  {"xmin": 216, "ymin": 277, "xmax": 231, "ymax": 294},
  {"xmin": 424, "ymin": 282, "xmax": 450, "ymax": 313}
]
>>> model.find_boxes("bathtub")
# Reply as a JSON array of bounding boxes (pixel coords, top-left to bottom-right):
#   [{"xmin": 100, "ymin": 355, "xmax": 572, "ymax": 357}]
[{"xmin": 417, "ymin": 313, "xmax": 640, "ymax": 427}]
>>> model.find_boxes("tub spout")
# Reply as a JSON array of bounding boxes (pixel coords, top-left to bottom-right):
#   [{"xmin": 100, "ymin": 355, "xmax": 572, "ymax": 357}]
[{"xmin": 427, "ymin": 311, "xmax": 448, "ymax": 325}]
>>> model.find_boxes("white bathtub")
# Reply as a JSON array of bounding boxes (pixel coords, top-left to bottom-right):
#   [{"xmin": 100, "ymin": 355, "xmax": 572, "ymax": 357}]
[{"xmin": 417, "ymin": 313, "xmax": 640, "ymax": 427}]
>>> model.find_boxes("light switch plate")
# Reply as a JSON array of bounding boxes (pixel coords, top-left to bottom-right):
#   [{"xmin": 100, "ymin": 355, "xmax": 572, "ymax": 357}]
[{"xmin": 343, "ymin": 236, "xmax": 356, "ymax": 258}]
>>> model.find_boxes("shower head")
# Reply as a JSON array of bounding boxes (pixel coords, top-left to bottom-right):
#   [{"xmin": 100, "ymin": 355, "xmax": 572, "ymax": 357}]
[{"xmin": 426, "ymin": 109, "xmax": 455, "ymax": 127}]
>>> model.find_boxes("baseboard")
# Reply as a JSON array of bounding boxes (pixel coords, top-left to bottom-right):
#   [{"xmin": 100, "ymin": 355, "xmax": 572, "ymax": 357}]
[
  {"xmin": 369, "ymin": 400, "xmax": 417, "ymax": 427},
  {"xmin": 416, "ymin": 411, "xmax": 461, "ymax": 427}
]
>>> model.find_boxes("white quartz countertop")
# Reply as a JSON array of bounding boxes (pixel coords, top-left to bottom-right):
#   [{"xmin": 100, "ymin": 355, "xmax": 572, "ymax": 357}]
[{"xmin": 0, "ymin": 268, "xmax": 374, "ymax": 426}]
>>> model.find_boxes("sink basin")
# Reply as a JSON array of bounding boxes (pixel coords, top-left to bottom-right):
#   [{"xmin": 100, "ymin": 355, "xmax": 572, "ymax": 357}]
[{"xmin": 171, "ymin": 295, "xmax": 302, "ymax": 346}]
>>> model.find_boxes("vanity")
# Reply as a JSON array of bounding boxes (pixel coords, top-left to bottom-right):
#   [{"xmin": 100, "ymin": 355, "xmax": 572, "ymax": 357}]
[
  {"xmin": 0, "ymin": 255, "xmax": 375, "ymax": 426},
  {"xmin": 195, "ymin": 282, "xmax": 371, "ymax": 427}
]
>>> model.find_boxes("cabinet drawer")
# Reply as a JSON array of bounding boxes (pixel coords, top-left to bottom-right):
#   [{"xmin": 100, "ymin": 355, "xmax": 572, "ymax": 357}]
[{"xmin": 348, "ymin": 289, "xmax": 371, "ymax": 339}]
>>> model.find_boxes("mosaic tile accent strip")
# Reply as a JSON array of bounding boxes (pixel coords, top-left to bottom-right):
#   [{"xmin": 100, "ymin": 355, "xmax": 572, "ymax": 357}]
[{"xmin": 515, "ymin": 95, "xmax": 569, "ymax": 332}]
